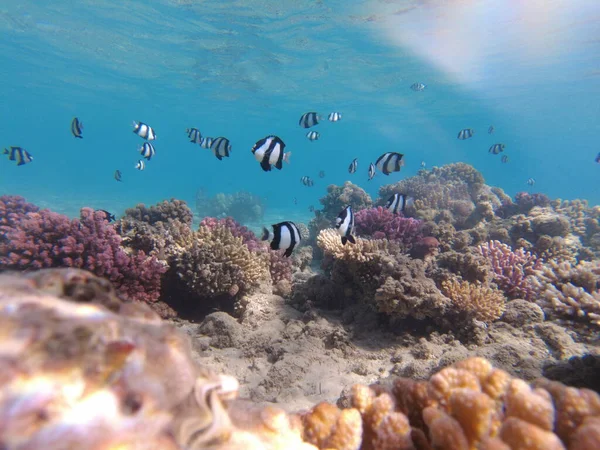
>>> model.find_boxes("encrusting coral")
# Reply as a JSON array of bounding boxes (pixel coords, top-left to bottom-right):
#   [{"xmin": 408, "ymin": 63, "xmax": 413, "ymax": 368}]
[{"xmin": 1, "ymin": 269, "xmax": 600, "ymax": 450}]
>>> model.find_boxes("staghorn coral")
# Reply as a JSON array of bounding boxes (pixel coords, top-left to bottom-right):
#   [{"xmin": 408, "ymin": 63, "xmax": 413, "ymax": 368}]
[
  {"xmin": 174, "ymin": 222, "xmax": 270, "ymax": 300},
  {"xmin": 441, "ymin": 278, "xmax": 507, "ymax": 323},
  {"xmin": 0, "ymin": 198, "xmax": 165, "ymax": 305},
  {"xmin": 479, "ymin": 240, "xmax": 541, "ymax": 300},
  {"xmin": 354, "ymin": 207, "xmax": 423, "ymax": 249},
  {"xmin": 124, "ymin": 198, "xmax": 194, "ymax": 226}
]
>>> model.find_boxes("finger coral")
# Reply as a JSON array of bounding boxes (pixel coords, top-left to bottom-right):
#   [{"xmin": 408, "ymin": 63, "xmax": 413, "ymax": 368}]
[
  {"xmin": 317, "ymin": 228, "xmax": 388, "ymax": 263},
  {"xmin": 354, "ymin": 206, "xmax": 423, "ymax": 249},
  {"xmin": 479, "ymin": 240, "xmax": 541, "ymax": 300},
  {"xmin": 441, "ymin": 278, "xmax": 507, "ymax": 323},
  {"xmin": 174, "ymin": 221, "xmax": 270, "ymax": 300}
]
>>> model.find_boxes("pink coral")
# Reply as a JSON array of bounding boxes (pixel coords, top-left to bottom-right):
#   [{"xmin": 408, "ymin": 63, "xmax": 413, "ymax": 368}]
[
  {"xmin": 355, "ymin": 207, "xmax": 423, "ymax": 249},
  {"xmin": 0, "ymin": 196, "xmax": 165, "ymax": 303},
  {"xmin": 479, "ymin": 240, "xmax": 542, "ymax": 300}
]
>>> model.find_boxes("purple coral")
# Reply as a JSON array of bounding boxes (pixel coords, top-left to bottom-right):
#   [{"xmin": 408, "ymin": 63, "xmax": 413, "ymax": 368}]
[
  {"xmin": 354, "ymin": 207, "xmax": 423, "ymax": 249},
  {"xmin": 0, "ymin": 196, "xmax": 165, "ymax": 304},
  {"xmin": 478, "ymin": 240, "xmax": 542, "ymax": 300}
]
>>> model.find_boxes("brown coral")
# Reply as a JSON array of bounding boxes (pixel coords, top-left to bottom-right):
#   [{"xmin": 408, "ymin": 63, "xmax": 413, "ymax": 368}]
[
  {"xmin": 441, "ymin": 278, "xmax": 507, "ymax": 323},
  {"xmin": 317, "ymin": 228, "xmax": 388, "ymax": 263},
  {"xmin": 174, "ymin": 222, "xmax": 270, "ymax": 300}
]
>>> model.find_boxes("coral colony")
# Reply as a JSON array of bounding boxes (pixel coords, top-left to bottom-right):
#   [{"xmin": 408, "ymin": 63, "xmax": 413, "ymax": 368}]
[{"xmin": 1, "ymin": 162, "xmax": 599, "ymax": 448}]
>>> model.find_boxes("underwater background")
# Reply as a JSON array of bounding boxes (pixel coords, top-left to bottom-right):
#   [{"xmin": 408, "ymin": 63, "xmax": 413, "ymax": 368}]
[{"xmin": 1, "ymin": 0, "xmax": 599, "ymax": 219}]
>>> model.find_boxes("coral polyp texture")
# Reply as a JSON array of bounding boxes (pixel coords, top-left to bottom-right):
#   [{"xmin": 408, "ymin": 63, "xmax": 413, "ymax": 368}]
[
  {"xmin": 0, "ymin": 195, "xmax": 165, "ymax": 304},
  {"xmin": 3, "ymin": 271, "xmax": 598, "ymax": 450}
]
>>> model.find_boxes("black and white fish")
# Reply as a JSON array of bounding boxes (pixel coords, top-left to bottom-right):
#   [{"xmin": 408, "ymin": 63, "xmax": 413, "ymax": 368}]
[
  {"xmin": 200, "ymin": 137, "xmax": 214, "ymax": 149},
  {"xmin": 133, "ymin": 121, "xmax": 156, "ymax": 140},
  {"xmin": 526, "ymin": 177, "xmax": 535, "ymax": 186},
  {"xmin": 488, "ymin": 125, "xmax": 495, "ymax": 134},
  {"xmin": 3, "ymin": 147, "xmax": 33, "ymax": 166},
  {"xmin": 385, "ymin": 193, "xmax": 414, "ymax": 215},
  {"xmin": 318, "ymin": 170, "xmax": 325, "ymax": 178},
  {"xmin": 501, "ymin": 155, "xmax": 509, "ymax": 163},
  {"xmin": 348, "ymin": 158, "xmax": 358, "ymax": 174},
  {"xmin": 135, "ymin": 160, "xmax": 145, "ymax": 171},
  {"xmin": 186, "ymin": 128, "xmax": 202, "ymax": 144},
  {"xmin": 97, "ymin": 209, "xmax": 116, "ymax": 222},
  {"xmin": 211, "ymin": 137, "xmax": 232, "ymax": 160},
  {"xmin": 375, "ymin": 152, "xmax": 404, "ymax": 175},
  {"xmin": 335, "ymin": 206, "xmax": 356, "ymax": 245},
  {"xmin": 71, "ymin": 117, "xmax": 83, "ymax": 138},
  {"xmin": 261, "ymin": 221, "xmax": 301, "ymax": 257},
  {"xmin": 139, "ymin": 142, "xmax": 156, "ymax": 160},
  {"xmin": 301, "ymin": 176, "xmax": 314, "ymax": 187},
  {"xmin": 420, "ymin": 161, "xmax": 426, "ymax": 168},
  {"xmin": 457, "ymin": 128, "xmax": 474, "ymax": 140},
  {"xmin": 299, "ymin": 112, "xmax": 320, "ymax": 128},
  {"xmin": 328, "ymin": 112, "xmax": 342, "ymax": 122},
  {"xmin": 114, "ymin": 170, "xmax": 122, "ymax": 182},
  {"xmin": 252, "ymin": 135, "xmax": 291, "ymax": 171},
  {"xmin": 489, "ymin": 143, "xmax": 505, "ymax": 155},
  {"xmin": 368, "ymin": 162, "xmax": 376, "ymax": 180},
  {"xmin": 410, "ymin": 82, "xmax": 426, "ymax": 92},
  {"xmin": 595, "ymin": 152, "xmax": 600, "ymax": 163},
  {"xmin": 306, "ymin": 130, "xmax": 320, "ymax": 141}
]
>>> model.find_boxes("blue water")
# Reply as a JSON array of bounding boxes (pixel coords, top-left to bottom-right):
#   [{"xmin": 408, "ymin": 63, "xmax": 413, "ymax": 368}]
[{"xmin": 1, "ymin": 0, "xmax": 599, "ymax": 223}]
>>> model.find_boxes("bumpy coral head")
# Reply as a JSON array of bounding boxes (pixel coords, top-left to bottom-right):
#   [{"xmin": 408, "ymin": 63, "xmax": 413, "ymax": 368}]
[{"xmin": 411, "ymin": 236, "xmax": 440, "ymax": 259}]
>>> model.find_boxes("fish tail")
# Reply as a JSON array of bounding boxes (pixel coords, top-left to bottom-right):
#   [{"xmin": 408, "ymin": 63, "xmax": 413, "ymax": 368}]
[
  {"xmin": 261, "ymin": 227, "xmax": 270, "ymax": 241},
  {"xmin": 284, "ymin": 152, "xmax": 292, "ymax": 164},
  {"xmin": 2, "ymin": 148, "xmax": 7, "ymax": 154}
]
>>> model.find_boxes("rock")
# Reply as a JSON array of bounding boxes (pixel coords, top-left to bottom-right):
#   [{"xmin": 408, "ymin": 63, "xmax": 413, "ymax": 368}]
[
  {"xmin": 530, "ymin": 207, "xmax": 571, "ymax": 237},
  {"xmin": 502, "ymin": 300, "xmax": 545, "ymax": 326},
  {"xmin": 198, "ymin": 312, "xmax": 243, "ymax": 348}
]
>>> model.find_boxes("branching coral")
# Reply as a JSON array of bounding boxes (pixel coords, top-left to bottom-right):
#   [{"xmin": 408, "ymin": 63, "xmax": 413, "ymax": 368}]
[
  {"xmin": 174, "ymin": 222, "xmax": 269, "ymax": 299},
  {"xmin": 354, "ymin": 207, "xmax": 423, "ymax": 249},
  {"xmin": 317, "ymin": 229, "xmax": 388, "ymax": 263},
  {"xmin": 441, "ymin": 278, "xmax": 506, "ymax": 323},
  {"xmin": 0, "ymin": 197, "xmax": 165, "ymax": 304},
  {"xmin": 529, "ymin": 260, "xmax": 600, "ymax": 326},
  {"xmin": 478, "ymin": 240, "xmax": 541, "ymax": 300},
  {"xmin": 124, "ymin": 198, "xmax": 194, "ymax": 226}
]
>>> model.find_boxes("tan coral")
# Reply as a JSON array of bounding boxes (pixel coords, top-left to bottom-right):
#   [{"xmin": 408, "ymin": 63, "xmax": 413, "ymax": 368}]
[
  {"xmin": 441, "ymin": 278, "xmax": 507, "ymax": 323},
  {"xmin": 316, "ymin": 228, "xmax": 387, "ymax": 262},
  {"xmin": 300, "ymin": 402, "xmax": 362, "ymax": 450}
]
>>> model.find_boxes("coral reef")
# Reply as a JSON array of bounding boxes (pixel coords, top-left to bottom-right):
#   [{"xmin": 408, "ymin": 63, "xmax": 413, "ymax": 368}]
[
  {"xmin": 196, "ymin": 189, "xmax": 265, "ymax": 224},
  {"xmin": 479, "ymin": 240, "xmax": 541, "ymax": 300},
  {"xmin": 3, "ymin": 269, "xmax": 599, "ymax": 450},
  {"xmin": 530, "ymin": 260, "xmax": 600, "ymax": 326},
  {"xmin": 123, "ymin": 198, "xmax": 194, "ymax": 226},
  {"xmin": 0, "ymin": 196, "xmax": 165, "ymax": 304},
  {"xmin": 441, "ymin": 277, "xmax": 507, "ymax": 324},
  {"xmin": 173, "ymin": 221, "xmax": 269, "ymax": 301},
  {"xmin": 378, "ymin": 163, "xmax": 508, "ymax": 229},
  {"xmin": 354, "ymin": 206, "xmax": 423, "ymax": 249}
]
